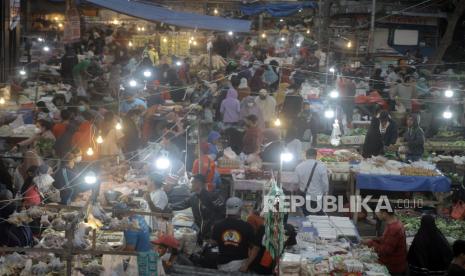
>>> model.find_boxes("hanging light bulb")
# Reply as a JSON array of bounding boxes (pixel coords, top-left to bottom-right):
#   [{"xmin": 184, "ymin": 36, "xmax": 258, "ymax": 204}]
[
  {"xmin": 329, "ymin": 90, "xmax": 339, "ymax": 99},
  {"xmin": 143, "ymin": 70, "xmax": 152, "ymax": 78},
  {"xmin": 261, "ymin": 33, "xmax": 266, "ymax": 38},
  {"xmin": 115, "ymin": 122, "xmax": 122, "ymax": 130},
  {"xmin": 443, "ymin": 110, "xmax": 453, "ymax": 119},
  {"xmin": 137, "ymin": 27, "xmax": 141, "ymax": 32},
  {"xmin": 0, "ymin": 97, "xmax": 5, "ymax": 105},
  {"xmin": 58, "ymin": 23, "xmax": 63, "ymax": 28},
  {"xmin": 176, "ymin": 61, "xmax": 182, "ymax": 67},
  {"xmin": 128, "ymin": 41, "xmax": 133, "ymax": 47},
  {"xmin": 96, "ymin": 135, "xmax": 103, "ymax": 144},
  {"xmin": 112, "ymin": 19, "xmax": 119, "ymax": 25},
  {"xmin": 192, "ymin": 41, "xmax": 197, "ymax": 46},
  {"xmin": 19, "ymin": 68, "xmax": 26, "ymax": 76},
  {"xmin": 324, "ymin": 109, "xmax": 335, "ymax": 118},
  {"xmin": 306, "ymin": 29, "xmax": 310, "ymax": 34},
  {"xmin": 129, "ymin": 79, "xmax": 137, "ymax": 87},
  {"xmin": 444, "ymin": 88, "xmax": 454, "ymax": 98},
  {"xmin": 155, "ymin": 156, "xmax": 171, "ymax": 170},
  {"xmin": 280, "ymin": 37, "xmax": 286, "ymax": 42},
  {"xmin": 43, "ymin": 46, "xmax": 50, "ymax": 52},
  {"xmin": 279, "ymin": 18, "xmax": 284, "ymax": 22},
  {"xmin": 228, "ymin": 31, "xmax": 234, "ymax": 36},
  {"xmin": 274, "ymin": 118, "xmax": 282, "ymax": 127},
  {"xmin": 86, "ymin": 147, "xmax": 94, "ymax": 156},
  {"xmin": 141, "ymin": 27, "xmax": 145, "ymax": 31},
  {"xmin": 38, "ymin": 37, "xmax": 44, "ymax": 42},
  {"xmin": 329, "ymin": 67, "xmax": 335, "ymax": 73},
  {"xmin": 214, "ymin": 8, "xmax": 219, "ymax": 15},
  {"xmin": 346, "ymin": 41, "xmax": 352, "ymax": 48},
  {"xmin": 162, "ymin": 37, "xmax": 167, "ymax": 43},
  {"xmin": 298, "ymin": 9, "xmax": 303, "ymax": 13},
  {"xmin": 280, "ymin": 151, "xmax": 294, "ymax": 162},
  {"xmin": 296, "ymin": 43, "xmax": 301, "ymax": 47}
]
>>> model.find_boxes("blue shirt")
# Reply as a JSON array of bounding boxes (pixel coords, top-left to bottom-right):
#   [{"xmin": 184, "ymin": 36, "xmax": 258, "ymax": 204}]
[
  {"xmin": 119, "ymin": 98, "xmax": 147, "ymax": 114},
  {"xmin": 124, "ymin": 215, "xmax": 151, "ymax": 252}
]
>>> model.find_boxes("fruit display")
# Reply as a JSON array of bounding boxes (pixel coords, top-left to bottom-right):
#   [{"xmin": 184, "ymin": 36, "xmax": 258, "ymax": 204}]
[{"xmin": 399, "ymin": 167, "xmax": 439, "ymax": 176}]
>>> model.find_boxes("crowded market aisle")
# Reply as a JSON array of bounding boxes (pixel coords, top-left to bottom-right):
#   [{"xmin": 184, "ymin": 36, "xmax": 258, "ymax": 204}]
[{"xmin": 0, "ymin": 3, "xmax": 465, "ymax": 276}]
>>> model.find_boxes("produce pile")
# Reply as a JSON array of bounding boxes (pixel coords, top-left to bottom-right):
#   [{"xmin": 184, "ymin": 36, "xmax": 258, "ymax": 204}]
[
  {"xmin": 398, "ymin": 213, "xmax": 465, "ymax": 240},
  {"xmin": 318, "ymin": 149, "xmax": 362, "ymax": 163},
  {"xmin": 0, "ymin": 253, "xmax": 65, "ymax": 276},
  {"xmin": 425, "ymin": 140, "xmax": 465, "ymax": 149},
  {"xmin": 353, "ymin": 157, "xmax": 440, "ymax": 176},
  {"xmin": 347, "ymin": 128, "xmax": 368, "ymax": 136}
]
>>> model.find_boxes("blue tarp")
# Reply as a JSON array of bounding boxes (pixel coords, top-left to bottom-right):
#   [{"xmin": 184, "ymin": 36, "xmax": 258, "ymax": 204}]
[
  {"xmin": 356, "ymin": 174, "xmax": 451, "ymax": 192},
  {"xmin": 241, "ymin": 2, "xmax": 318, "ymax": 17},
  {"xmin": 86, "ymin": 0, "xmax": 251, "ymax": 33}
]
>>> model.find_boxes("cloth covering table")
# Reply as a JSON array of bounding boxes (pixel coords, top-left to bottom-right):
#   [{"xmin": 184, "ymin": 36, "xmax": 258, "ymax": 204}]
[{"xmin": 356, "ymin": 174, "xmax": 451, "ymax": 192}]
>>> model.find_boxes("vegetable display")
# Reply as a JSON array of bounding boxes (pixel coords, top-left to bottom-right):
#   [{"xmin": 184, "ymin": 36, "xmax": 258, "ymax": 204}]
[{"xmin": 398, "ymin": 213, "xmax": 465, "ymax": 240}]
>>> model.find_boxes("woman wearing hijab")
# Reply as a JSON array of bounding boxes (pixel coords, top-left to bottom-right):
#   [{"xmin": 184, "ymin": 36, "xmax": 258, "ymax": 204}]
[
  {"xmin": 237, "ymin": 78, "xmax": 251, "ymax": 100},
  {"xmin": 249, "ymin": 67, "xmax": 265, "ymax": 94},
  {"xmin": 220, "ymin": 88, "xmax": 241, "ymax": 126},
  {"xmin": 408, "ymin": 215, "xmax": 453, "ymax": 275},
  {"xmin": 240, "ymin": 96, "xmax": 265, "ymax": 129}
]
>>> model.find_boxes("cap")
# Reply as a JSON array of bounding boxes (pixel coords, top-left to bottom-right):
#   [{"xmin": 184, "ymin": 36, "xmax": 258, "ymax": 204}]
[
  {"xmin": 259, "ymin": 89, "xmax": 268, "ymax": 96},
  {"xmin": 151, "ymin": 235, "xmax": 180, "ymax": 249},
  {"xmin": 226, "ymin": 197, "xmax": 243, "ymax": 215}
]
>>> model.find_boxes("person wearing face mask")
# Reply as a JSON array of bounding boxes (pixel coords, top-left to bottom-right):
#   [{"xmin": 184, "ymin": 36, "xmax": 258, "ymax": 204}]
[
  {"xmin": 119, "ymin": 90, "xmax": 147, "ymax": 115},
  {"xmin": 53, "ymin": 149, "xmax": 80, "ymax": 205},
  {"xmin": 255, "ymin": 89, "xmax": 276, "ymax": 127},
  {"xmin": 77, "ymin": 97, "xmax": 104, "ymax": 124},
  {"xmin": 240, "ymin": 96, "xmax": 265, "ymax": 129},
  {"xmin": 14, "ymin": 119, "xmax": 56, "ymax": 155}
]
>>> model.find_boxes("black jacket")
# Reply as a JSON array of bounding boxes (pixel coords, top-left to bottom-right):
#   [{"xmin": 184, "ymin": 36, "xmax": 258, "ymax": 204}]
[
  {"xmin": 172, "ymin": 189, "xmax": 225, "ymax": 241},
  {"xmin": 363, "ymin": 118, "xmax": 398, "ymax": 158}
]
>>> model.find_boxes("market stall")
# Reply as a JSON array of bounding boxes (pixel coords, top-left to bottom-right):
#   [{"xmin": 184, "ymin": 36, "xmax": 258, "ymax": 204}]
[{"xmin": 350, "ymin": 157, "xmax": 452, "ymax": 222}]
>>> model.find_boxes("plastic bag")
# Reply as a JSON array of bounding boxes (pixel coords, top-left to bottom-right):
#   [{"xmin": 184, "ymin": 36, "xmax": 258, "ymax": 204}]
[{"xmin": 451, "ymin": 200, "xmax": 465, "ymax": 220}]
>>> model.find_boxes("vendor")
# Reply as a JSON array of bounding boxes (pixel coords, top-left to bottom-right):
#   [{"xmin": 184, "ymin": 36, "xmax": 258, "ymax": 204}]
[
  {"xmin": 152, "ymin": 235, "xmax": 192, "ymax": 272},
  {"xmin": 362, "ymin": 111, "xmax": 398, "ymax": 158},
  {"xmin": 404, "ymin": 113, "xmax": 424, "ymax": 162},
  {"xmin": 242, "ymin": 114, "xmax": 263, "ymax": 155},
  {"xmin": 207, "ymin": 131, "xmax": 221, "ymax": 160},
  {"xmin": 52, "ymin": 109, "xmax": 72, "ymax": 139},
  {"xmin": 407, "ymin": 215, "xmax": 452, "ymax": 275},
  {"xmin": 144, "ymin": 173, "xmax": 168, "ymax": 215},
  {"xmin": 171, "ymin": 174, "xmax": 225, "ymax": 243},
  {"xmin": 211, "ymin": 197, "xmax": 259, "ymax": 273},
  {"xmin": 447, "ymin": 240, "xmax": 465, "ymax": 276},
  {"xmin": 295, "ymin": 148, "xmax": 329, "ymax": 216},
  {"xmin": 114, "ymin": 203, "xmax": 151, "ymax": 252},
  {"xmin": 240, "ymin": 96, "xmax": 265, "ymax": 129},
  {"xmin": 14, "ymin": 119, "xmax": 56, "ymax": 153},
  {"xmin": 364, "ymin": 209, "xmax": 407, "ymax": 275},
  {"xmin": 53, "ymin": 149, "xmax": 80, "ymax": 204}
]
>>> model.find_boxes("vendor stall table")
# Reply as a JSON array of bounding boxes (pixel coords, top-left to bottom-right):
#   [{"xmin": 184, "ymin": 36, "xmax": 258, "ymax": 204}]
[
  {"xmin": 349, "ymin": 172, "xmax": 451, "ymax": 223},
  {"xmin": 231, "ymin": 170, "xmax": 299, "ymax": 195}
]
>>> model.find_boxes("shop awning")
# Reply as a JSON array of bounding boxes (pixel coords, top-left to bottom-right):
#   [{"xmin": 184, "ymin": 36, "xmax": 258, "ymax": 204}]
[
  {"xmin": 241, "ymin": 2, "xmax": 318, "ymax": 17},
  {"xmin": 86, "ymin": 0, "xmax": 251, "ymax": 33}
]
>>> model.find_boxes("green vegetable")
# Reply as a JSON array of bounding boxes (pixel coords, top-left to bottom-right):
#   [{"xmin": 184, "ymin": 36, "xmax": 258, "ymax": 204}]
[{"xmin": 399, "ymin": 213, "xmax": 465, "ymax": 240}]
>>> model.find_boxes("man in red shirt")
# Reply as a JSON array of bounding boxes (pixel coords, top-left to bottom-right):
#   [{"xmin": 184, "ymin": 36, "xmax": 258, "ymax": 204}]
[
  {"xmin": 364, "ymin": 209, "xmax": 407, "ymax": 275},
  {"xmin": 192, "ymin": 142, "xmax": 216, "ymax": 191},
  {"xmin": 52, "ymin": 109, "xmax": 72, "ymax": 139}
]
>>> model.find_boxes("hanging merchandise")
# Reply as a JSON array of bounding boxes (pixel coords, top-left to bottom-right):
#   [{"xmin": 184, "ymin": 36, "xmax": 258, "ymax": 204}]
[
  {"xmin": 330, "ymin": 119, "xmax": 342, "ymax": 146},
  {"xmin": 264, "ymin": 179, "xmax": 285, "ymax": 260}
]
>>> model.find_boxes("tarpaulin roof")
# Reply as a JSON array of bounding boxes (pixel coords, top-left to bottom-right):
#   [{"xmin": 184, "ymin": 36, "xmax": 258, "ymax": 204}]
[
  {"xmin": 241, "ymin": 2, "xmax": 318, "ymax": 17},
  {"xmin": 86, "ymin": 0, "xmax": 251, "ymax": 33}
]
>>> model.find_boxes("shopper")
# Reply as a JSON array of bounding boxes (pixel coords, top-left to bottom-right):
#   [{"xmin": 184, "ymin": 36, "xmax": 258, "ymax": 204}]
[
  {"xmin": 192, "ymin": 142, "xmax": 217, "ymax": 191},
  {"xmin": 21, "ymin": 166, "xmax": 41, "ymax": 207},
  {"xmin": 295, "ymin": 148, "xmax": 329, "ymax": 216},
  {"xmin": 240, "ymin": 96, "xmax": 265, "ymax": 129},
  {"xmin": 447, "ymin": 240, "xmax": 465, "ymax": 276},
  {"xmin": 53, "ymin": 150, "xmax": 80, "ymax": 205},
  {"xmin": 364, "ymin": 209, "xmax": 407, "ymax": 275},
  {"xmin": 220, "ymin": 88, "xmax": 241, "ymax": 126},
  {"xmin": 407, "ymin": 215, "xmax": 453, "ymax": 275},
  {"xmin": 212, "ymin": 197, "xmax": 259, "ymax": 272},
  {"xmin": 52, "ymin": 109, "xmax": 72, "ymax": 139},
  {"xmin": 242, "ymin": 114, "xmax": 263, "ymax": 155},
  {"xmin": 255, "ymin": 89, "xmax": 276, "ymax": 127},
  {"xmin": 152, "ymin": 235, "xmax": 192, "ymax": 272},
  {"xmin": 171, "ymin": 174, "xmax": 225, "ymax": 243},
  {"xmin": 114, "ymin": 203, "xmax": 151, "ymax": 252},
  {"xmin": 404, "ymin": 113, "xmax": 425, "ymax": 161}
]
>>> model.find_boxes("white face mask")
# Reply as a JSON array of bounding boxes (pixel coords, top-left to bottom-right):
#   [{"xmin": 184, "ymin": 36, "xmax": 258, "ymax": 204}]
[
  {"xmin": 75, "ymin": 156, "xmax": 82, "ymax": 163},
  {"xmin": 248, "ymin": 102, "xmax": 254, "ymax": 107},
  {"xmin": 34, "ymin": 127, "xmax": 42, "ymax": 134}
]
